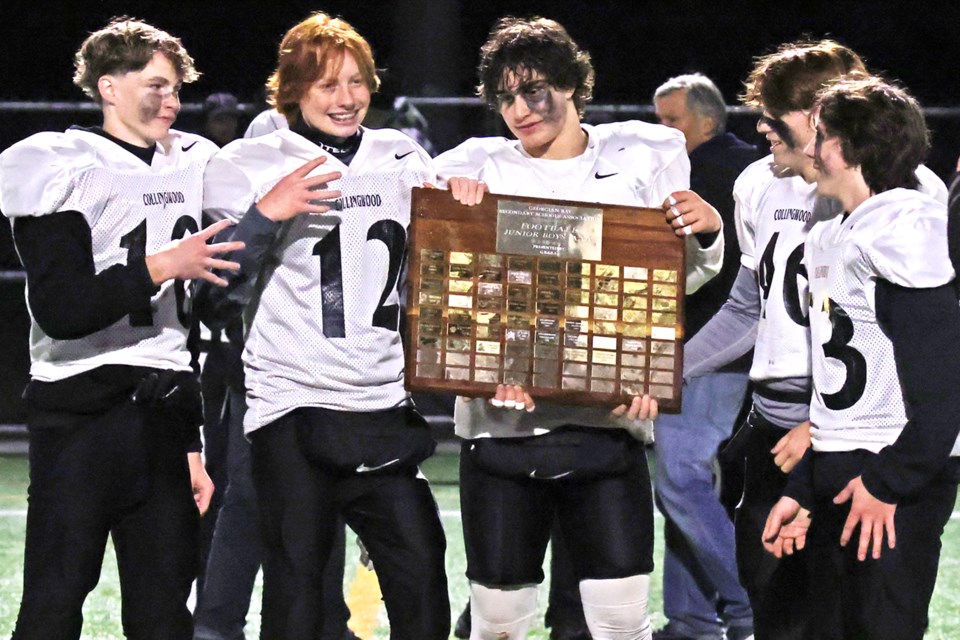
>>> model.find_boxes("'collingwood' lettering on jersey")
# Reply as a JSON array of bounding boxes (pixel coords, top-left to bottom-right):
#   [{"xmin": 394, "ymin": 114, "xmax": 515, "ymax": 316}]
[
  {"xmin": 142, "ymin": 191, "xmax": 186, "ymax": 206},
  {"xmin": 0, "ymin": 127, "xmax": 217, "ymax": 381},
  {"xmin": 330, "ymin": 193, "xmax": 383, "ymax": 210},
  {"xmin": 203, "ymin": 127, "xmax": 434, "ymax": 431},
  {"xmin": 773, "ymin": 208, "xmax": 811, "ymax": 222}
]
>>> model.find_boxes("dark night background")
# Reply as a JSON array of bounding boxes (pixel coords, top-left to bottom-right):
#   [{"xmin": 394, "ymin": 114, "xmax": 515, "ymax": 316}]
[
  {"xmin": 3, "ymin": 1, "xmax": 960, "ymax": 156},
  {"xmin": 2, "ymin": 0, "xmax": 960, "ymax": 424},
  {"xmin": 3, "ymin": 0, "xmax": 960, "ymax": 103}
]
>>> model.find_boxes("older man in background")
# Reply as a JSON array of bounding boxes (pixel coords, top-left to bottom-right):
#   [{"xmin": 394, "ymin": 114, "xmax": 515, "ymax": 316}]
[{"xmin": 651, "ymin": 73, "xmax": 759, "ymax": 640}]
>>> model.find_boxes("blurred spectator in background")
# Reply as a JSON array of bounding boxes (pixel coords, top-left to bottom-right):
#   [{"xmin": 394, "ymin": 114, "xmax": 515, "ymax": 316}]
[
  {"xmin": 649, "ymin": 72, "xmax": 758, "ymax": 640},
  {"xmin": 203, "ymin": 92, "xmax": 243, "ymax": 147}
]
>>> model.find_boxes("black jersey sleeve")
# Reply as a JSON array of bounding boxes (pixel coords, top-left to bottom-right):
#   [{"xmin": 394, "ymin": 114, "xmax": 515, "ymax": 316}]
[
  {"xmin": 861, "ymin": 279, "xmax": 960, "ymax": 503},
  {"xmin": 193, "ymin": 204, "xmax": 282, "ymax": 329},
  {"xmin": 13, "ymin": 211, "xmax": 158, "ymax": 340},
  {"xmin": 782, "ymin": 447, "xmax": 814, "ymax": 509}
]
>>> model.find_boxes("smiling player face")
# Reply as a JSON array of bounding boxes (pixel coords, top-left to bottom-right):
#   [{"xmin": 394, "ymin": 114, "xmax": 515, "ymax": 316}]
[
  {"xmin": 757, "ymin": 109, "xmax": 817, "ymax": 182},
  {"xmin": 299, "ymin": 50, "xmax": 370, "ymax": 138}
]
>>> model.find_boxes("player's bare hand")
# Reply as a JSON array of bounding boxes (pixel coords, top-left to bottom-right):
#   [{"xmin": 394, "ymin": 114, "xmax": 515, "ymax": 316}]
[
  {"xmin": 762, "ymin": 496, "xmax": 804, "ymax": 557},
  {"xmin": 662, "ymin": 191, "xmax": 722, "ymax": 237},
  {"xmin": 771, "ymin": 420, "xmax": 811, "ymax": 473},
  {"xmin": 146, "ymin": 218, "xmax": 245, "ymax": 287},
  {"xmin": 488, "ymin": 384, "xmax": 535, "ymax": 412},
  {"xmin": 611, "ymin": 394, "xmax": 658, "ymax": 440},
  {"xmin": 448, "ymin": 177, "xmax": 487, "ymax": 206},
  {"xmin": 188, "ymin": 452, "xmax": 214, "ymax": 515},
  {"xmin": 611, "ymin": 394, "xmax": 659, "ymax": 421},
  {"xmin": 256, "ymin": 156, "xmax": 342, "ymax": 221},
  {"xmin": 765, "ymin": 503, "xmax": 810, "ymax": 558},
  {"xmin": 834, "ymin": 475, "xmax": 897, "ymax": 561}
]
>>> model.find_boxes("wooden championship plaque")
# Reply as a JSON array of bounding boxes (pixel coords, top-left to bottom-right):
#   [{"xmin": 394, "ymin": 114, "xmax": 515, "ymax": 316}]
[{"xmin": 405, "ymin": 187, "xmax": 686, "ymax": 412}]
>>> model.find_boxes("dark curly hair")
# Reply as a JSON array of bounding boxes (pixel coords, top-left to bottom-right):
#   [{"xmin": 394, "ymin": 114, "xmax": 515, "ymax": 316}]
[
  {"xmin": 477, "ymin": 17, "xmax": 594, "ymax": 116},
  {"xmin": 815, "ymin": 76, "xmax": 928, "ymax": 193}
]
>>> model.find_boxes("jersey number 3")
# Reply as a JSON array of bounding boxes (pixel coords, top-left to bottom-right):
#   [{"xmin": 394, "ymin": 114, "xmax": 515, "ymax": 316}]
[
  {"xmin": 313, "ymin": 220, "xmax": 406, "ymax": 338},
  {"xmin": 817, "ymin": 297, "xmax": 867, "ymax": 410}
]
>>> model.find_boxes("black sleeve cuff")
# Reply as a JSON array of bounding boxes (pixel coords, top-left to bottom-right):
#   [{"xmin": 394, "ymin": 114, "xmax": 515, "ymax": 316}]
[
  {"xmin": 782, "ymin": 448, "xmax": 815, "ymax": 509},
  {"xmin": 694, "ymin": 230, "xmax": 720, "ymax": 249}
]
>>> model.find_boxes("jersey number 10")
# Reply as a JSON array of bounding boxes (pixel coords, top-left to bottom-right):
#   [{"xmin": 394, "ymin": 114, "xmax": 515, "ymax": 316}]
[{"xmin": 120, "ymin": 215, "xmax": 199, "ymax": 328}]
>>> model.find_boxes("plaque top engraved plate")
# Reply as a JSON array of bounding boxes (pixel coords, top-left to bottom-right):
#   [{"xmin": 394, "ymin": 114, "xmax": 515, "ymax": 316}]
[{"xmin": 406, "ymin": 188, "xmax": 686, "ymax": 412}]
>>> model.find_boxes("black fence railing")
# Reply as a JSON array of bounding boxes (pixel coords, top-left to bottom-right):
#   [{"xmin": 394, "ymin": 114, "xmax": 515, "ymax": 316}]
[{"xmin": 1, "ymin": 99, "xmax": 959, "ymax": 428}]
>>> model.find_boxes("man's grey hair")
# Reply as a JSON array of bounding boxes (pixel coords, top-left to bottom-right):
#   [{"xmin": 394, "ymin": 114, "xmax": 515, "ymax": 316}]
[{"xmin": 654, "ymin": 72, "xmax": 727, "ymax": 135}]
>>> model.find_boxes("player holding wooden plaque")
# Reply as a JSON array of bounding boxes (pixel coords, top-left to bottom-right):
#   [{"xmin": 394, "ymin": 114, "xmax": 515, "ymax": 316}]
[{"xmin": 406, "ymin": 187, "xmax": 687, "ymax": 411}]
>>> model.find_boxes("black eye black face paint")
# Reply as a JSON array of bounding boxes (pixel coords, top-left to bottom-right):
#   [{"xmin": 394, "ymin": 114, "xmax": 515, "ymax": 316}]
[
  {"xmin": 521, "ymin": 83, "xmax": 562, "ymax": 122},
  {"xmin": 140, "ymin": 91, "xmax": 163, "ymax": 124},
  {"xmin": 760, "ymin": 114, "xmax": 797, "ymax": 149}
]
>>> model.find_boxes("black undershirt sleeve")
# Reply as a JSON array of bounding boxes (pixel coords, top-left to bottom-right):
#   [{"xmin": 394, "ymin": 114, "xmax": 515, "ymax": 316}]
[
  {"xmin": 193, "ymin": 204, "xmax": 282, "ymax": 329},
  {"xmin": 861, "ymin": 279, "xmax": 960, "ymax": 503},
  {"xmin": 782, "ymin": 447, "xmax": 815, "ymax": 509},
  {"xmin": 13, "ymin": 211, "xmax": 158, "ymax": 340},
  {"xmin": 694, "ymin": 229, "xmax": 720, "ymax": 249}
]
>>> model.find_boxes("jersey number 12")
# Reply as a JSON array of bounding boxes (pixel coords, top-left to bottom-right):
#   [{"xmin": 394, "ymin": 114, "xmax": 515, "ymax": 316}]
[{"xmin": 312, "ymin": 219, "xmax": 407, "ymax": 338}]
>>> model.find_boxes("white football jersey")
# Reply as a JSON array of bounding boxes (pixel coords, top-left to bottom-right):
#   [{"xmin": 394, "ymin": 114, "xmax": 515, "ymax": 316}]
[
  {"xmin": 203, "ymin": 127, "xmax": 433, "ymax": 431},
  {"xmin": 434, "ymin": 120, "xmax": 715, "ymax": 439},
  {"xmin": 736, "ymin": 159, "xmax": 948, "ymax": 386},
  {"xmin": 734, "ymin": 156, "xmax": 841, "ymax": 383},
  {"xmin": 243, "ymin": 109, "xmax": 287, "ymax": 139},
  {"xmin": 0, "ymin": 128, "xmax": 216, "ymax": 380},
  {"xmin": 805, "ymin": 188, "xmax": 960, "ymax": 454}
]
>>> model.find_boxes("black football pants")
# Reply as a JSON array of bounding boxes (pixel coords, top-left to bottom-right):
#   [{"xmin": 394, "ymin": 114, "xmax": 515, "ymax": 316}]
[
  {"xmin": 803, "ymin": 450, "xmax": 957, "ymax": 640},
  {"xmin": 250, "ymin": 414, "xmax": 450, "ymax": 640},
  {"xmin": 734, "ymin": 411, "xmax": 811, "ymax": 640},
  {"xmin": 13, "ymin": 401, "xmax": 198, "ymax": 640}
]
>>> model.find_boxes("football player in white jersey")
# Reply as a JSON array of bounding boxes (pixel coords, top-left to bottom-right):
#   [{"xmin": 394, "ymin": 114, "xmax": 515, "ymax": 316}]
[
  {"xmin": 0, "ymin": 18, "xmax": 243, "ymax": 639},
  {"xmin": 435, "ymin": 17, "xmax": 724, "ymax": 640},
  {"xmin": 680, "ymin": 41, "xmax": 871, "ymax": 640},
  {"xmin": 685, "ymin": 40, "xmax": 938, "ymax": 639},
  {"xmin": 196, "ymin": 13, "xmax": 448, "ymax": 639},
  {"xmin": 687, "ymin": 41, "xmax": 946, "ymax": 639},
  {"xmin": 762, "ymin": 76, "xmax": 960, "ymax": 640}
]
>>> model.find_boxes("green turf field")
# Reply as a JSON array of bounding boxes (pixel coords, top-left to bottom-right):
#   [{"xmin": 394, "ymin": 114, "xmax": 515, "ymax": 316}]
[{"xmin": 2, "ymin": 452, "xmax": 959, "ymax": 639}]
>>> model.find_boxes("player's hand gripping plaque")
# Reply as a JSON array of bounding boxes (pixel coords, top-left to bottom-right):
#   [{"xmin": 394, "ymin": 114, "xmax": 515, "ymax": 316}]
[{"xmin": 405, "ymin": 188, "xmax": 685, "ymax": 411}]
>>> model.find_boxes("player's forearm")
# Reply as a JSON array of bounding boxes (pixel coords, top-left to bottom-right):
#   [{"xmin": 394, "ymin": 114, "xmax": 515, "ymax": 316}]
[
  {"xmin": 14, "ymin": 212, "xmax": 157, "ymax": 340},
  {"xmin": 683, "ymin": 265, "xmax": 760, "ymax": 379},
  {"xmin": 194, "ymin": 204, "xmax": 281, "ymax": 329},
  {"xmin": 862, "ymin": 280, "xmax": 960, "ymax": 502}
]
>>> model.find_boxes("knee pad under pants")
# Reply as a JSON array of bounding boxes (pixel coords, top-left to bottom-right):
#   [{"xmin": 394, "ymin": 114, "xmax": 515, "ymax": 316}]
[
  {"xmin": 580, "ymin": 574, "xmax": 652, "ymax": 640},
  {"xmin": 469, "ymin": 582, "xmax": 538, "ymax": 640}
]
